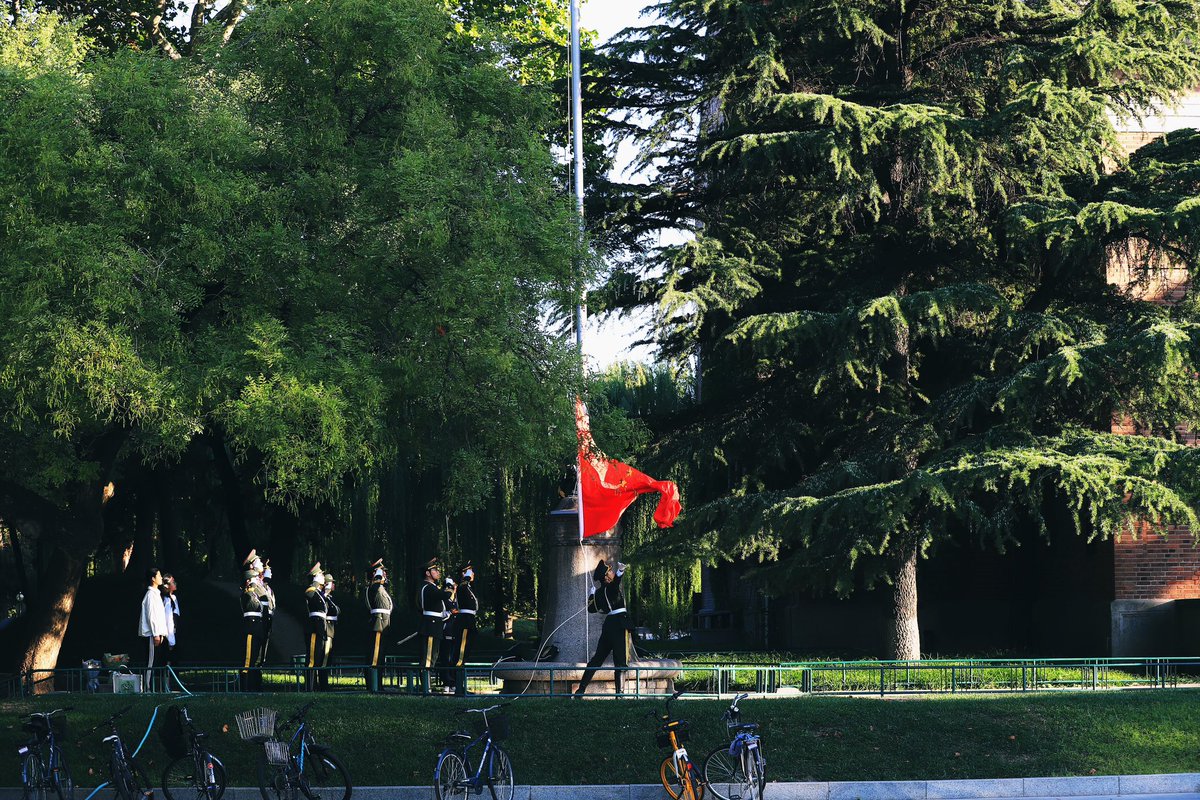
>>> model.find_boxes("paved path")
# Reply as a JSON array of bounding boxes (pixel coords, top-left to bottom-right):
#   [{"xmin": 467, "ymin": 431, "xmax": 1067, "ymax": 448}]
[{"xmin": 3, "ymin": 773, "xmax": 1196, "ymax": 800}]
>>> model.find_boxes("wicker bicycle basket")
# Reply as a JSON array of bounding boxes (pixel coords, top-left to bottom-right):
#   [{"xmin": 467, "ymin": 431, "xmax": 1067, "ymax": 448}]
[
  {"xmin": 235, "ymin": 708, "xmax": 278, "ymax": 742},
  {"xmin": 263, "ymin": 740, "xmax": 291, "ymax": 766},
  {"xmin": 27, "ymin": 713, "xmax": 66, "ymax": 740}
]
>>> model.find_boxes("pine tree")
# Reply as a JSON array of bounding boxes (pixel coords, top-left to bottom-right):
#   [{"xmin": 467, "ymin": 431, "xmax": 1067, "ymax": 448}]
[{"xmin": 599, "ymin": 0, "xmax": 1200, "ymax": 658}]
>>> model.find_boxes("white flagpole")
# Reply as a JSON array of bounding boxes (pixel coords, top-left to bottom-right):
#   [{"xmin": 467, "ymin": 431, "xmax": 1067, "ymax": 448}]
[{"xmin": 570, "ymin": 0, "xmax": 589, "ymax": 663}]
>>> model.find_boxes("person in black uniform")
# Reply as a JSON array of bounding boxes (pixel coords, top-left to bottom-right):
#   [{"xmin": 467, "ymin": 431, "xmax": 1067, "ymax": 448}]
[
  {"xmin": 451, "ymin": 562, "xmax": 478, "ymax": 697},
  {"xmin": 303, "ymin": 563, "xmax": 329, "ymax": 692},
  {"xmin": 318, "ymin": 572, "xmax": 338, "ymax": 691},
  {"xmin": 574, "ymin": 559, "xmax": 631, "ymax": 697},
  {"xmin": 417, "ymin": 558, "xmax": 453, "ymax": 695},
  {"xmin": 239, "ymin": 570, "xmax": 264, "ymax": 691},
  {"xmin": 434, "ymin": 571, "xmax": 460, "ymax": 694},
  {"xmin": 259, "ymin": 558, "xmax": 276, "ymax": 670},
  {"xmin": 364, "ymin": 558, "xmax": 392, "ymax": 693}
]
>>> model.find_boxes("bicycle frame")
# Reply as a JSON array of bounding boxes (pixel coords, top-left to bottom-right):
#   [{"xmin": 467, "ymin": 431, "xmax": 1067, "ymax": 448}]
[
  {"xmin": 658, "ymin": 692, "xmax": 703, "ymax": 800},
  {"xmin": 458, "ymin": 729, "xmax": 498, "ymax": 788},
  {"xmin": 18, "ymin": 710, "xmax": 67, "ymax": 787}
]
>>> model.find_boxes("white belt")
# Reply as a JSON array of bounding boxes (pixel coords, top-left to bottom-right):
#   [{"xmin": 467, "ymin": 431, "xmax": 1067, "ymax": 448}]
[
  {"xmin": 371, "ymin": 608, "xmax": 391, "ymax": 615},
  {"xmin": 423, "ymin": 611, "xmax": 443, "ymax": 617},
  {"xmin": 308, "ymin": 612, "xmax": 327, "ymax": 618},
  {"xmin": 458, "ymin": 609, "xmax": 476, "ymax": 616},
  {"xmin": 328, "ymin": 616, "xmax": 338, "ymax": 621},
  {"xmin": 243, "ymin": 612, "xmax": 262, "ymax": 617},
  {"xmin": 606, "ymin": 608, "xmax": 626, "ymax": 615}
]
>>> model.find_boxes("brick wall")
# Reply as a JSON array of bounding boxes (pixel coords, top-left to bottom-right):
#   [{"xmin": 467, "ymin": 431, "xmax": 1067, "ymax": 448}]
[{"xmin": 1111, "ymin": 420, "xmax": 1200, "ymax": 601}]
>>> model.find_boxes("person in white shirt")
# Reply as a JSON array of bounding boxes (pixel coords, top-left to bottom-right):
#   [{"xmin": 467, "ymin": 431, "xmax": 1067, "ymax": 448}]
[
  {"xmin": 160, "ymin": 574, "xmax": 180, "ymax": 689},
  {"xmin": 138, "ymin": 567, "xmax": 168, "ymax": 691}
]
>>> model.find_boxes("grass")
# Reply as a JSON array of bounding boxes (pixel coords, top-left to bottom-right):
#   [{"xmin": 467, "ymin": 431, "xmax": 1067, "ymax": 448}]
[{"xmin": 3, "ymin": 690, "xmax": 1200, "ymax": 787}]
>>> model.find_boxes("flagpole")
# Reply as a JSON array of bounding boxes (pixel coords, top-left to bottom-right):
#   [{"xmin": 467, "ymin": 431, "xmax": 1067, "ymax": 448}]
[{"xmin": 569, "ymin": 0, "xmax": 589, "ymax": 663}]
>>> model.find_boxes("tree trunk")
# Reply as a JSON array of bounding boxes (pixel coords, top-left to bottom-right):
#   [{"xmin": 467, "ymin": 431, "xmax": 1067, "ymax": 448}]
[
  {"xmin": 157, "ymin": 468, "xmax": 182, "ymax": 571},
  {"xmin": 210, "ymin": 429, "xmax": 251, "ymax": 565},
  {"xmin": 130, "ymin": 476, "xmax": 156, "ymax": 576},
  {"xmin": 268, "ymin": 505, "xmax": 298, "ymax": 584},
  {"xmin": 19, "ymin": 546, "xmax": 86, "ymax": 692},
  {"xmin": 887, "ymin": 543, "xmax": 920, "ymax": 660}
]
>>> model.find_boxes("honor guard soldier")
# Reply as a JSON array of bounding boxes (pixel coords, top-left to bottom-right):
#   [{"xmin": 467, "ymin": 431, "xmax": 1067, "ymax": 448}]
[
  {"xmin": 434, "ymin": 572, "xmax": 460, "ymax": 694},
  {"xmin": 239, "ymin": 570, "xmax": 265, "ymax": 691},
  {"xmin": 417, "ymin": 558, "xmax": 453, "ymax": 695},
  {"xmin": 304, "ymin": 564, "xmax": 329, "ymax": 692},
  {"xmin": 574, "ymin": 559, "xmax": 631, "ymax": 697},
  {"xmin": 243, "ymin": 550, "xmax": 270, "ymax": 674},
  {"xmin": 259, "ymin": 558, "xmax": 277, "ymax": 667},
  {"xmin": 451, "ymin": 562, "xmax": 478, "ymax": 697},
  {"xmin": 364, "ymin": 558, "xmax": 392, "ymax": 693},
  {"xmin": 319, "ymin": 572, "xmax": 338, "ymax": 691}
]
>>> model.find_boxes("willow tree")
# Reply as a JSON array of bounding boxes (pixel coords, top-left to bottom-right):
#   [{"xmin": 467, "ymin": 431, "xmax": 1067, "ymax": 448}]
[
  {"xmin": 600, "ymin": 0, "xmax": 1200, "ymax": 658},
  {"xmin": 0, "ymin": 0, "xmax": 580, "ymax": 677}
]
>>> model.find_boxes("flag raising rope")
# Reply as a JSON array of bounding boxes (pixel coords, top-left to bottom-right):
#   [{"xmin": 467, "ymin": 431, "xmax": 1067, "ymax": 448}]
[{"xmin": 575, "ymin": 398, "xmax": 681, "ymax": 537}]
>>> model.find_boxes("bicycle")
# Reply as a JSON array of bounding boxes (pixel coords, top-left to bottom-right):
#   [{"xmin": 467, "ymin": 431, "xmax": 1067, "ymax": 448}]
[
  {"xmin": 240, "ymin": 702, "xmax": 351, "ymax": 800},
  {"xmin": 703, "ymin": 693, "xmax": 766, "ymax": 800},
  {"xmin": 433, "ymin": 703, "xmax": 514, "ymax": 800},
  {"xmin": 160, "ymin": 706, "xmax": 227, "ymax": 800},
  {"xmin": 17, "ymin": 706, "xmax": 74, "ymax": 800},
  {"xmin": 653, "ymin": 689, "xmax": 704, "ymax": 800},
  {"xmin": 85, "ymin": 706, "xmax": 152, "ymax": 800}
]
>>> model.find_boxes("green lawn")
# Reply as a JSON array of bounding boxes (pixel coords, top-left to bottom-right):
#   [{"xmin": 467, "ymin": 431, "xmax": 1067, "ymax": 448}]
[{"xmin": 3, "ymin": 691, "xmax": 1198, "ymax": 787}]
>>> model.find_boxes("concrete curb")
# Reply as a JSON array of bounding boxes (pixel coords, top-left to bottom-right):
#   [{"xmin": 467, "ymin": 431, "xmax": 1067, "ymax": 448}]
[{"xmin": 1, "ymin": 774, "xmax": 1197, "ymax": 800}]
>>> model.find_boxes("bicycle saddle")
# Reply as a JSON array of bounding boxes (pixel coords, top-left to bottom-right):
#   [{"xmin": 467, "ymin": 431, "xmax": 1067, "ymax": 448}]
[
  {"xmin": 102, "ymin": 735, "xmax": 119, "ymax": 744},
  {"xmin": 446, "ymin": 731, "xmax": 472, "ymax": 742}
]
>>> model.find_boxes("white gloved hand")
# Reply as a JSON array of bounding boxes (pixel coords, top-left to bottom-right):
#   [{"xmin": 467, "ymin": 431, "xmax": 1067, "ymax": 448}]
[
  {"xmin": 616, "ymin": 562, "xmax": 628, "ymax": 575},
  {"xmin": 445, "ymin": 577, "xmax": 455, "ymax": 587},
  {"xmin": 588, "ymin": 585, "xmax": 597, "ymax": 596}
]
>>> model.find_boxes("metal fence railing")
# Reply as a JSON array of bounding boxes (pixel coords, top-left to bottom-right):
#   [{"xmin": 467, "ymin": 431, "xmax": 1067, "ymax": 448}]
[{"xmin": 5, "ymin": 656, "xmax": 1198, "ymax": 699}]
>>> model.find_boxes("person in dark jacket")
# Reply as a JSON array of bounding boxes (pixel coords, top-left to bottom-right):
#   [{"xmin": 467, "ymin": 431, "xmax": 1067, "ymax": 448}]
[
  {"xmin": 239, "ymin": 571, "xmax": 264, "ymax": 692},
  {"xmin": 451, "ymin": 562, "xmax": 478, "ymax": 697},
  {"xmin": 574, "ymin": 559, "xmax": 631, "ymax": 697},
  {"xmin": 417, "ymin": 558, "xmax": 454, "ymax": 695},
  {"xmin": 304, "ymin": 563, "xmax": 329, "ymax": 692},
  {"xmin": 364, "ymin": 558, "xmax": 392, "ymax": 693},
  {"xmin": 318, "ymin": 572, "xmax": 339, "ymax": 691}
]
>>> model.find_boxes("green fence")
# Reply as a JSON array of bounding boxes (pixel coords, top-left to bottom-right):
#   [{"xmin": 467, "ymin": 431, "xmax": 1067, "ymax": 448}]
[{"xmin": 5, "ymin": 656, "xmax": 1199, "ymax": 699}]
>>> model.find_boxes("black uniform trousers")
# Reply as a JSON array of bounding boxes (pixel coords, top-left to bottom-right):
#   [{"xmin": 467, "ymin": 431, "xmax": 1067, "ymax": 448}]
[
  {"xmin": 453, "ymin": 616, "xmax": 476, "ymax": 696},
  {"xmin": 305, "ymin": 630, "xmax": 327, "ymax": 692},
  {"xmin": 436, "ymin": 617, "xmax": 457, "ymax": 690},
  {"xmin": 365, "ymin": 627, "xmax": 386, "ymax": 693},
  {"xmin": 240, "ymin": 625, "xmax": 264, "ymax": 692},
  {"xmin": 417, "ymin": 615, "xmax": 441, "ymax": 695},
  {"xmin": 576, "ymin": 613, "xmax": 630, "ymax": 695}
]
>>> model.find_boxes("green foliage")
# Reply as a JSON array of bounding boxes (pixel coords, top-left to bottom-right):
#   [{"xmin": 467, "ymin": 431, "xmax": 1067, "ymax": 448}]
[{"xmin": 600, "ymin": 0, "xmax": 1200, "ymax": 638}]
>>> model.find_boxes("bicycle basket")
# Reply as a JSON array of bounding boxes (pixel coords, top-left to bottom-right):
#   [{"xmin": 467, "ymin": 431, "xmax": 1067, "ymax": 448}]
[
  {"xmin": 27, "ymin": 714, "xmax": 66, "ymax": 740},
  {"xmin": 485, "ymin": 713, "xmax": 510, "ymax": 741},
  {"xmin": 235, "ymin": 708, "xmax": 277, "ymax": 742},
  {"xmin": 159, "ymin": 707, "xmax": 188, "ymax": 759},
  {"xmin": 264, "ymin": 740, "xmax": 291, "ymax": 766},
  {"xmin": 656, "ymin": 720, "xmax": 688, "ymax": 748}
]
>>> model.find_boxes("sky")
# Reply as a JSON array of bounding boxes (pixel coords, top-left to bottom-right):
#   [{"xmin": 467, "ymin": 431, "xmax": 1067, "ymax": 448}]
[{"xmin": 578, "ymin": 0, "xmax": 665, "ymax": 368}]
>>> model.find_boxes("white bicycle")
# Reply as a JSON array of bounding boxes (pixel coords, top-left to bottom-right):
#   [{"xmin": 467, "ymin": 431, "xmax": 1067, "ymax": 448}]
[{"xmin": 703, "ymin": 693, "xmax": 766, "ymax": 800}]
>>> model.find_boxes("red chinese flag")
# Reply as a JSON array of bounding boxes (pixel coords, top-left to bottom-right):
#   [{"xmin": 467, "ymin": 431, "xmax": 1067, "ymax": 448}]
[{"xmin": 576, "ymin": 399, "xmax": 682, "ymax": 537}]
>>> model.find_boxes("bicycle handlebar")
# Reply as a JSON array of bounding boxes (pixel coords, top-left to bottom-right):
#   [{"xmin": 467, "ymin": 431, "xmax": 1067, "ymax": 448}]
[
  {"xmin": 27, "ymin": 707, "xmax": 73, "ymax": 720},
  {"xmin": 81, "ymin": 705, "xmax": 133, "ymax": 738},
  {"xmin": 285, "ymin": 701, "xmax": 315, "ymax": 726}
]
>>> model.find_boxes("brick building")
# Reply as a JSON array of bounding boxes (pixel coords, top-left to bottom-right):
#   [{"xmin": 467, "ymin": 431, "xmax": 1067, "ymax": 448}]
[{"xmin": 1108, "ymin": 89, "xmax": 1200, "ymax": 655}]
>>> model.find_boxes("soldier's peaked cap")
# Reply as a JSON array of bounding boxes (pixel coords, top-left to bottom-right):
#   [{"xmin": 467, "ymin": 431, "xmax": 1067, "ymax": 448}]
[
  {"xmin": 309, "ymin": 562, "xmax": 323, "ymax": 577},
  {"xmin": 423, "ymin": 557, "xmax": 440, "ymax": 571},
  {"xmin": 370, "ymin": 557, "xmax": 385, "ymax": 570},
  {"xmin": 243, "ymin": 549, "xmax": 259, "ymax": 566},
  {"xmin": 593, "ymin": 560, "xmax": 609, "ymax": 582}
]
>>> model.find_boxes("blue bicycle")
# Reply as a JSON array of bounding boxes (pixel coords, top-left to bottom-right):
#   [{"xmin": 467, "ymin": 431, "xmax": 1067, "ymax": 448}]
[
  {"xmin": 433, "ymin": 703, "xmax": 514, "ymax": 800},
  {"xmin": 17, "ymin": 707, "xmax": 74, "ymax": 800},
  {"xmin": 245, "ymin": 702, "xmax": 351, "ymax": 800},
  {"xmin": 703, "ymin": 693, "xmax": 766, "ymax": 800}
]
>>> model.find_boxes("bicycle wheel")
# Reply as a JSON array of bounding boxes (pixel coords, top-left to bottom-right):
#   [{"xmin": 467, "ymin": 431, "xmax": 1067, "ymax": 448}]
[
  {"xmin": 163, "ymin": 752, "xmax": 228, "ymax": 800},
  {"xmin": 659, "ymin": 756, "xmax": 684, "ymax": 800},
  {"xmin": 703, "ymin": 746, "xmax": 747, "ymax": 800},
  {"xmin": 48, "ymin": 747, "xmax": 74, "ymax": 800},
  {"xmin": 433, "ymin": 751, "xmax": 469, "ymax": 800},
  {"xmin": 486, "ymin": 745, "xmax": 514, "ymax": 800},
  {"xmin": 744, "ymin": 747, "xmax": 765, "ymax": 800},
  {"xmin": 110, "ymin": 754, "xmax": 149, "ymax": 800},
  {"xmin": 22, "ymin": 751, "xmax": 48, "ymax": 800},
  {"xmin": 257, "ymin": 751, "xmax": 297, "ymax": 800},
  {"xmin": 299, "ymin": 749, "xmax": 351, "ymax": 800}
]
